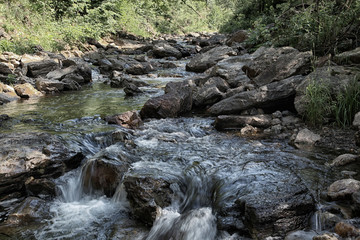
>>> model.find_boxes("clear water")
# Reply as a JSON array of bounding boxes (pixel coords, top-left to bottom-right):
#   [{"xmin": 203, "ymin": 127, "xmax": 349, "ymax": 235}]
[{"xmin": 0, "ymin": 59, "xmax": 338, "ymax": 240}]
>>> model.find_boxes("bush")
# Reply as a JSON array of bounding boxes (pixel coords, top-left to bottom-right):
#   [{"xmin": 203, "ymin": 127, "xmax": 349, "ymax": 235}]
[
  {"xmin": 335, "ymin": 77, "xmax": 360, "ymax": 127},
  {"xmin": 304, "ymin": 79, "xmax": 333, "ymax": 126}
]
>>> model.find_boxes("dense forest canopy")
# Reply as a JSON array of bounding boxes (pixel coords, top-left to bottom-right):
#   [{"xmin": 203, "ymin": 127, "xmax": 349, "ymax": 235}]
[{"xmin": 0, "ymin": 0, "xmax": 359, "ymax": 55}]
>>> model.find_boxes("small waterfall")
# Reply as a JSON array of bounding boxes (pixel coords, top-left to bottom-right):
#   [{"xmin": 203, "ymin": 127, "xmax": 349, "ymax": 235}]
[{"xmin": 146, "ymin": 207, "xmax": 217, "ymax": 240}]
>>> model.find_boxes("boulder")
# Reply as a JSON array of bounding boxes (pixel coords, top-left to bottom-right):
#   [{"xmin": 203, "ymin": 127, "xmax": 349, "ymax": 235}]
[
  {"xmin": 193, "ymin": 85, "xmax": 223, "ymax": 107},
  {"xmin": 105, "ymin": 110, "xmax": 142, "ymax": 129},
  {"xmin": 334, "ymin": 222, "xmax": 360, "ymax": 238},
  {"xmin": 62, "ymin": 77, "xmax": 82, "ymax": 91},
  {"xmin": 35, "ymin": 78, "xmax": 65, "ymax": 92},
  {"xmin": 334, "ymin": 47, "xmax": 360, "ymax": 65},
  {"xmin": 186, "ymin": 46, "xmax": 237, "ymax": 73},
  {"xmin": 5, "ymin": 197, "xmax": 51, "ymax": 225},
  {"xmin": 208, "ymin": 75, "xmax": 304, "ymax": 115},
  {"xmin": 26, "ymin": 60, "xmax": 59, "ymax": 78},
  {"xmin": 124, "ymin": 82, "xmax": 143, "ymax": 96},
  {"xmin": 0, "ymin": 82, "xmax": 20, "ymax": 104},
  {"xmin": 242, "ymin": 47, "xmax": 312, "ymax": 87},
  {"xmin": 0, "ymin": 62, "xmax": 13, "ymax": 75},
  {"xmin": 25, "ymin": 177, "xmax": 56, "ymax": 198},
  {"xmin": 328, "ymin": 179, "xmax": 360, "ymax": 200},
  {"xmin": 0, "ymin": 132, "xmax": 84, "ymax": 199},
  {"xmin": 140, "ymin": 80, "xmax": 194, "ymax": 119},
  {"xmin": 209, "ymin": 55, "xmax": 251, "ymax": 88},
  {"xmin": 110, "ymin": 75, "xmax": 149, "ymax": 88},
  {"xmin": 125, "ymin": 61, "xmax": 154, "ymax": 75},
  {"xmin": 294, "ymin": 128, "xmax": 321, "ymax": 145},
  {"xmin": 236, "ymin": 169, "xmax": 315, "ymax": 239},
  {"xmin": 215, "ymin": 114, "xmax": 272, "ymax": 130},
  {"xmin": 295, "ymin": 66, "xmax": 359, "ymax": 116},
  {"xmin": 153, "ymin": 43, "xmax": 182, "ymax": 59},
  {"xmin": 330, "ymin": 154, "xmax": 359, "ymax": 167},
  {"xmin": 123, "ymin": 162, "xmax": 177, "ymax": 225},
  {"xmin": 14, "ymin": 83, "xmax": 43, "ymax": 98},
  {"xmin": 46, "ymin": 65, "xmax": 78, "ymax": 80},
  {"xmin": 81, "ymin": 153, "xmax": 130, "ymax": 197},
  {"xmin": 353, "ymin": 112, "xmax": 360, "ymax": 128},
  {"xmin": 226, "ymin": 30, "xmax": 248, "ymax": 46}
]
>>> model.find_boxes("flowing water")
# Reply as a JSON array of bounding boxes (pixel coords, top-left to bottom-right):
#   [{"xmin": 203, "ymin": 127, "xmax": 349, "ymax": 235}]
[{"xmin": 0, "ymin": 57, "xmax": 341, "ymax": 239}]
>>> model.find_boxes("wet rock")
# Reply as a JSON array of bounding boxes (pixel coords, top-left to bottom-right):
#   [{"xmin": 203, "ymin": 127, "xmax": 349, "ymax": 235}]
[
  {"xmin": 140, "ymin": 80, "xmax": 194, "ymax": 119},
  {"xmin": 125, "ymin": 61, "xmax": 154, "ymax": 75},
  {"xmin": 14, "ymin": 83, "xmax": 43, "ymax": 98},
  {"xmin": 153, "ymin": 43, "xmax": 182, "ymax": 59},
  {"xmin": 186, "ymin": 46, "xmax": 237, "ymax": 73},
  {"xmin": 82, "ymin": 153, "xmax": 130, "ymax": 197},
  {"xmin": 240, "ymin": 124, "xmax": 259, "ymax": 136},
  {"xmin": 62, "ymin": 77, "xmax": 82, "ymax": 91},
  {"xmin": 5, "ymin": 197, "xmax": 50, "ymax": 225},
  {"xmin": 334, "ymin": 47, "xmax": 360, "ymax": 64},
  {"xmin": 242, "ymin": 47, "xmax": 312, "ymax": 87},
  {"xmin": 193, "ymin": 85, "xmax": 224, "ymax": 107},
  {"xmin": 353, "ymin": 112, "xmax": 360, "ymax": 129},
  {"xmin": 0, "ymin": 62, "xmax": 13, "ymax": 75},
  {"xmin": 0, "ymin": 132, "xmax": 84, "ymax": 199},
  {"xmin": 209, "ymin": 56, "xmax": 251, "ymax": 88},
  {"xmin": 330, "ymin": 154, "xmax": 359, "ymax": 167},
  {"xmin": 236, "ymin": 171, "xmax": 315, "ymax": 239},
  {"xmin": 26, "ymin": 60, "xmax": 59, "ymax": 78},
  {"xmin": 25, "ymin": 177, "xmax": 56, "ymax": 199},
  {"xmin": 294, "ymin": 128, "xmax": 321, "ymax": 145},
  {"xmin": 215, "ymin": 114, "xmax": 272, "ymax": 130},
  {"xmin": 284, "ymin": 230, "xmax": 316, "ymax": 240},
  {"xmin": 46, "ymin": 65, "xmax": 78, "ymax": 80},
  {"xmin": 123, "ymin": 168, "xmax": 174, "ymax": 225},
  {"xmin": 0, "ymin": 82, "xmax": 20, "ymax": 104},
  {"xmin": 328, "ymin": 179, "xmax": 360, "ymax": 200},
  {"xmin": 313, "ymin": 233, "xmax": 339, "ymax": 240},
  {"xmin": 124, "ymin": 82, "xmax": 143, "ymax": 96},
  {"xmin": 35, "ymin": 78, "xmax": 65, "ymax": 92},
  {"xmin": 334, "ymin": 221, "xmax": 360, "ymax": 238},
  {"xmin": 295, "ymin": 66, "xmax": 359, "ymax": 116},
  {"xmin": 105, "ymin": 110, "xmax": 142, "ymax": 129},
  {"xmin": 208, "ymin": 75, "xmax": 304, "ymax": 115},
  {"xmin": 226, "ymin": 30, "xmax": 248, "ymax": 46},
  {"xmin": 110, "ymin": 74, "xmax": 149, "ymax": 88}
]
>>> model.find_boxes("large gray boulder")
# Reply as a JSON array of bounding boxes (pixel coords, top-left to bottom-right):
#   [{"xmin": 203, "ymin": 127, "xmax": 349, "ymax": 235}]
[
  {"xmin": 140, "ymin": 80, "xmax": 194, "ymax": 119},
  {"xmin": 334, "ymin": 47, "xmax": 360, "ymax": 65},
  {"xmin": 153, "ymin": 43, "xmax": 182, "ymax": 59},
  {"xmin": 242, "ymin": 47, "xmax": 312, "ymax": 87},
  {"xmin": 0, "ymin": 132, "xmax": 84, "ymax": 200},
  {"xmin": 215, "ymin": 114, "xmax": 272, "ymax": 130},
  {"xmin": 328, "ymin": 179, "xmax": 360, "ymax": 200},
  {"xmin": 209, "ymin": 55, "xmax": 251, "ymax": 88},
  {"xmin": 208, "ymin": 75, "xmax": 304, "ymax": 115},
  {"xmin": 295, "ymin": 66, "xmax": 359, "ymax": 116},
  {"xmin": 186, "ymin": 46, "xmax": 237, "ymax": 73},
  {"xmin": 35, "ymin": 78, "xmax": 65, "ymax": 92},
  {"xmin": 81, "ymin": 144, "xmax": 134, "ymax": 197},
  {"xmin": 26, "ymin": 60, "xmax": 59, "ymax": 78},
  {"xmin": 0, "ymin": 82, "xmax": 20, "ymax": 104}
]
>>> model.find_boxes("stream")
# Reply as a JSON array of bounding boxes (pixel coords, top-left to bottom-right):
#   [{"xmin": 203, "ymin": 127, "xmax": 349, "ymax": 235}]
[{"xmin": 0, "ymin": 54, "xmax": 344, "ymax": 239}]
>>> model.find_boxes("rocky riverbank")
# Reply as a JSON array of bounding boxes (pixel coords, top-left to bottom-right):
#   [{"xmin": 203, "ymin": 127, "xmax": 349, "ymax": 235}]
[{"xmin": 1, "ymin": 31, "xmax": 360, "ymax": 239}]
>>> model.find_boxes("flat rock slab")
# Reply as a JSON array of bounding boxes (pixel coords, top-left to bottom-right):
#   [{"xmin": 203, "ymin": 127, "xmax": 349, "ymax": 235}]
[
  {"xmin": 215, "ymin": 114, "xmax": 272, "ymax": 130},
  {"xmin": 0, "ymin": 132, "xmax": 84, "ymax": 199}
]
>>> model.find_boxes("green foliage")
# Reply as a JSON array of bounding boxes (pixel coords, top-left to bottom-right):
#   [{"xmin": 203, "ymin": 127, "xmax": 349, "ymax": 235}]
[
  {"xmin": 335, "ymin": 77, "xmax": 360, "ymax": 128},
  {"xmin": 304, "ymin": 79, "xmax": 333, "ymax": 126},
  {"xmin": 304, "ymin": 75, "xmax": 360, "ymax": 127}
]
